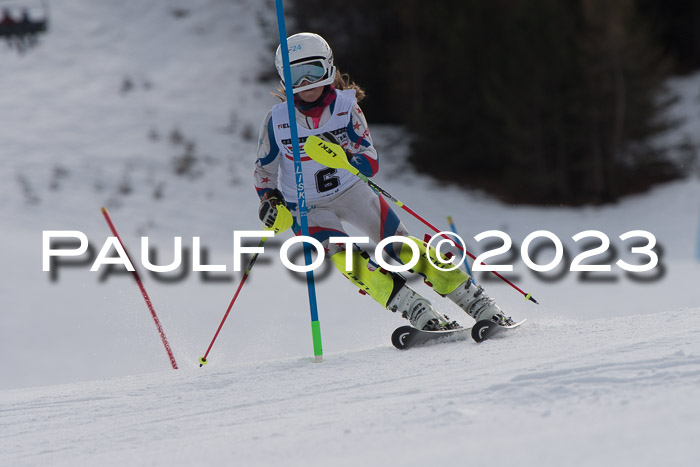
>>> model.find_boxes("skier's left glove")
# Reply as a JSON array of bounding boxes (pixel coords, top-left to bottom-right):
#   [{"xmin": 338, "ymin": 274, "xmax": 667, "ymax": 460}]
[
  {"xmin": 321, "ymin": 132, "xmax": 353, "ymax": 163},
  {"xmin": 258, "ymin": 188, "xmax": 286, "ymax": 229}
]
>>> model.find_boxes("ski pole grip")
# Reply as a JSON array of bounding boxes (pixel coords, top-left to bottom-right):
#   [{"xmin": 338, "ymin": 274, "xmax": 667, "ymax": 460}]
[{"xmin": 305, "ymin": 135, "xmax": 359, "ymax": 175}]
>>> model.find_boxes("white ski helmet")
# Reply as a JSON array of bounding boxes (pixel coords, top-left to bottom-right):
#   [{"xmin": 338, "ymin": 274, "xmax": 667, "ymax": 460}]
[{"xmin": 275, "ymin": 32, "xmax": 336, "ymax": 94}]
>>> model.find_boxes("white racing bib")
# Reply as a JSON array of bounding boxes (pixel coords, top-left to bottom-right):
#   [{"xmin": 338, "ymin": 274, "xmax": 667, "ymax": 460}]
[{"xmin": 271, "ymin": 89, "xmax": 358, "ymax": 204}]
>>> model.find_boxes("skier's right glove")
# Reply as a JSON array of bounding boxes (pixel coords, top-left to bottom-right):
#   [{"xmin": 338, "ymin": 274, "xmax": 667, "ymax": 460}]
[{"xmin": 258, "ymin": 188, "xmax": 287, "ymax": 229}]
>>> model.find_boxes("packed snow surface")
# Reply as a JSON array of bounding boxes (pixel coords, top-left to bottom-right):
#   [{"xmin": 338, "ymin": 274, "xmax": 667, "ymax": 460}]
[
  {"xmin": 1, "ymin": 0, "xmax": 700, "ymax": 466},
  {"xmin": 2, "ymin": 311, "xmax": 700, "ymax": 466}
]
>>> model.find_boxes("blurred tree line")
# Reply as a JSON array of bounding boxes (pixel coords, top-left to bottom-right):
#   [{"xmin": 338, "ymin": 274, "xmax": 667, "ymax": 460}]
[{"xmin": 291, "ymin": 0, "xmax": 700, "ymax": 205}]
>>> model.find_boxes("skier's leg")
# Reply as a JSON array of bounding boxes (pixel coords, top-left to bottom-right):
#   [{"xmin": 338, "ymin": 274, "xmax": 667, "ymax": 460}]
[
  {"xmin": 331, "ymin": 183, "xmax": 457, "ymax": 329},
  {"xmin": 333, "ymin": 182, "xmax": 409, "ymax": 262},
  {"xmin": 329, "ymin": 248, "xmax": 456, "ymax": 330},
  {"xmin": 397, "ymin": 236, "xmax": 511, "ymax": 324},
  {"xmin": 288, "ymin": 202, "xmax": 349, "ymax": 256},
  {"xmin": 337, "ymin": 184, "xmax": 511, "ymax": 324},
  {"xmin": 288, "ymin": 199, "xmax": 448, "ymax": 329}
]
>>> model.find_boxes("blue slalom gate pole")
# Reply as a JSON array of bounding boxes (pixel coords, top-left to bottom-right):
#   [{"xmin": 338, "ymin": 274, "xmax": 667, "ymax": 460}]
[
  {"xmin": 274, "ymin": 0, "xmax": 323, "ymax": 362},
  {"xmin": 447, "ymin": 215, "xmax": 475, "ymax": 282}
]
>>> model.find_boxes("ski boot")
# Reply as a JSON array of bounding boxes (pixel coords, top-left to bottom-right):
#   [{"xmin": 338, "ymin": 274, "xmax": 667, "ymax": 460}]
[
  {"xmin": 330, "ymin": 248, "xmax": 458, "ymax": 331},
  {"xmin": 446, "ymin": 278, "xmax": 514, "ymax": 326},
  {"xmin": 395, "ymin": 237, "xmax": 513, "ymax": 326},
  {"xmin": 386, "ymin": 283, "xmax": 459, "ymax": 331}
]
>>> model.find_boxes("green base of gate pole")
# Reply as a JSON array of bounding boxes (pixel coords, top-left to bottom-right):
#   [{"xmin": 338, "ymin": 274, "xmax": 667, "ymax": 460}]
[{"xmin": 312, "ymin": 320, "xmax": 323, "ymax": 362}]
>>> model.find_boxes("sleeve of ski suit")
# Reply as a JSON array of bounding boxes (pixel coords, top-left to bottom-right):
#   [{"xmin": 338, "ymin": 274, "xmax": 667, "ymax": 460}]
[
  {"xmin": 253, "ymin": 110, "xmax": 279, "ymax": 200},
  {"xmin": 344, "ymin": 103, "xmax": 379, "ymax": 178}
]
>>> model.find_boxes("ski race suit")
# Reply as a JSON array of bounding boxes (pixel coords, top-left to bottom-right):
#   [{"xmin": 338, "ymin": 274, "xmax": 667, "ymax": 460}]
[
  {"xmin": 254, "ymin": 87, "xmax": 408, "ymax": 261},
  {"xmin": 254, "ymin": 86, "xmax": 470, "ymax": 310}
]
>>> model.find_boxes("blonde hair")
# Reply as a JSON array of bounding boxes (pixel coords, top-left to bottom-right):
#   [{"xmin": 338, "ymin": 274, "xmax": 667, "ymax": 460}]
[
  {"xmin": 273, "ymin": 68, "xmax": 366, "ymax": 102},
  {"xmin": 332, "ymin": 70, "xmax": 366, "ymax": 102}
]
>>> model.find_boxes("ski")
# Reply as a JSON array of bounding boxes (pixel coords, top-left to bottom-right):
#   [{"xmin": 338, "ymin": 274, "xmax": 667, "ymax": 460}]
[
  {"xmin": 391, "ymin": 319, "xmax": 526, "ymax": 350},
  {"xmin": 471, "ymin": 319, "xmax": 526, "ymax": 343},
  {"xmin": 391, "ymin": 325, "xmax": 470, "ymax": 350}
]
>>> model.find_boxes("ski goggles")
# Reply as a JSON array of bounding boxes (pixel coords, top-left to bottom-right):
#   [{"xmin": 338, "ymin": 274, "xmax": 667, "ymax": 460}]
[{"xmin": 289, "ymin": 60, "xmax": 327, "ymax": 87}]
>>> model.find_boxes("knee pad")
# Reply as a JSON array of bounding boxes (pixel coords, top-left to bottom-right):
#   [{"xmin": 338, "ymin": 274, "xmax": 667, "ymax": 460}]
[
  {"xmin": 398, "ymin": 236, "xmax": 468, "ymax": 295},
  {"xmin": 330, "ymin": 249, "xmax": 404, "ymax": 307}
]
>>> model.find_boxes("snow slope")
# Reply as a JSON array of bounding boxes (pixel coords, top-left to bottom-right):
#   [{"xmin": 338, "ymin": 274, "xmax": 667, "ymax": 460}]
[
  {"xmin": 1, "ymin": 1, "xmax": 700, "ymax": 465},
  {"xmin": 2, "ymin": 310, "xmax": 700, "ymax": 467}
]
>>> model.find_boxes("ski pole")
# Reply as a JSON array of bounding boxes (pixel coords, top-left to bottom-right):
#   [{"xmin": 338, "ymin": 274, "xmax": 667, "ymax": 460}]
[
  {"xmin": 447, "ymin": 215, "xmax": 475, "ymax": 282},
  {"xmin": 304, "ymin": 135, "xmax": 538, "ymax": 304},
  {"xmin": 199, "ymin": 236, "xmax": 268, "ymax": 367},
  {"xmin": 101, "ymin": 207, "xmax": 179, "ymax": 369}
]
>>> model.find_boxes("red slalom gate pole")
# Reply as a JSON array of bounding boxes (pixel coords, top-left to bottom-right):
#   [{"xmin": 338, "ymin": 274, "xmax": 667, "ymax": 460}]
[{"xmin": 100, "ymin": 207, "xmax": 178, "ymax": 369}]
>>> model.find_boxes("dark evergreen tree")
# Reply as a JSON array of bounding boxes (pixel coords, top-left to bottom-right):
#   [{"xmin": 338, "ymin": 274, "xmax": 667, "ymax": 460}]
[
  {"xmin": 637, "ymin": 0, "xmax": 700, "ymax": 74},
  {"xmin": 291, "ymin": 0, "xmax": 683, "ymax": 205}
]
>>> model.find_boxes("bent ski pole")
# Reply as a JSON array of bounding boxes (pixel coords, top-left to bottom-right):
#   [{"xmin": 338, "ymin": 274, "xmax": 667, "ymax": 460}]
[
  {"xmin": 199, "ymin": 237, "xmax": 268, "ymax": 367},
  {"xmin": 305, "ymin": 135, "xmax": 538, "ymax": 304}
]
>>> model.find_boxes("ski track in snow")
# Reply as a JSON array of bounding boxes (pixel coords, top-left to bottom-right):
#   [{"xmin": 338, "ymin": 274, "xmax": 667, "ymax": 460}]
[{"xmin": 2, "ymin": 310, "xmax": 700, "ymax": 467}]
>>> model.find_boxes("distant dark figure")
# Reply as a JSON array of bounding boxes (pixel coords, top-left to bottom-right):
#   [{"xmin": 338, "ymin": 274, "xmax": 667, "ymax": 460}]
[
  {"xmin": 19, "ymin": 8, "xmax": 38, "ymax": 50},
  {"xmin": 0, "ymin": 7, "xmax": 17, "ymax": 28},
  {"xmin": 0, "ymin": 7, "xmax": 47, "ymax": 54},
  {"xmin": 0, "ymin": 8, "xmax": 19, "ymax": 49},
  {"xmin": 21, "ymin": 7, "xmax": 46, "ymax": 34}
]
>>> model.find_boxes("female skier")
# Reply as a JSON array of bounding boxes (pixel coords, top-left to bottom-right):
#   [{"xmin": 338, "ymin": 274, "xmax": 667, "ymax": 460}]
[{"xmin": 254, "ymin": 32, "xmax": 512, "ymax": 330}]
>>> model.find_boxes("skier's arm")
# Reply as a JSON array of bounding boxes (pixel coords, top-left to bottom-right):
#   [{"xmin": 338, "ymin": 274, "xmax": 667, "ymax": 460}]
[
  {"xmin": 344, "ymin": 103, "xmax": 378, "ymax": 178},
  {"xmin": 254, "ymin": 111, "xmax": 281, "ymax": 200}
]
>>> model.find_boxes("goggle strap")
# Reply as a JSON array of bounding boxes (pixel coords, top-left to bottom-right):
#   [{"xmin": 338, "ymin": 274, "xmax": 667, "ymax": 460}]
[{"xmin": 290, "ymin": 55, "xmax": 326, "ymax": 65}]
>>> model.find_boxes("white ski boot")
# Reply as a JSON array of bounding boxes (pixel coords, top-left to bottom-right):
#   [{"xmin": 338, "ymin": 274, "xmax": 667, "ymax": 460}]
[
  {"xmin": 446, "ymin": 278, "xmax": 514, "ymax": 325},
  {"xmin": 387, "ymin": 284, "xmax": 457, "ymax": 330}
]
